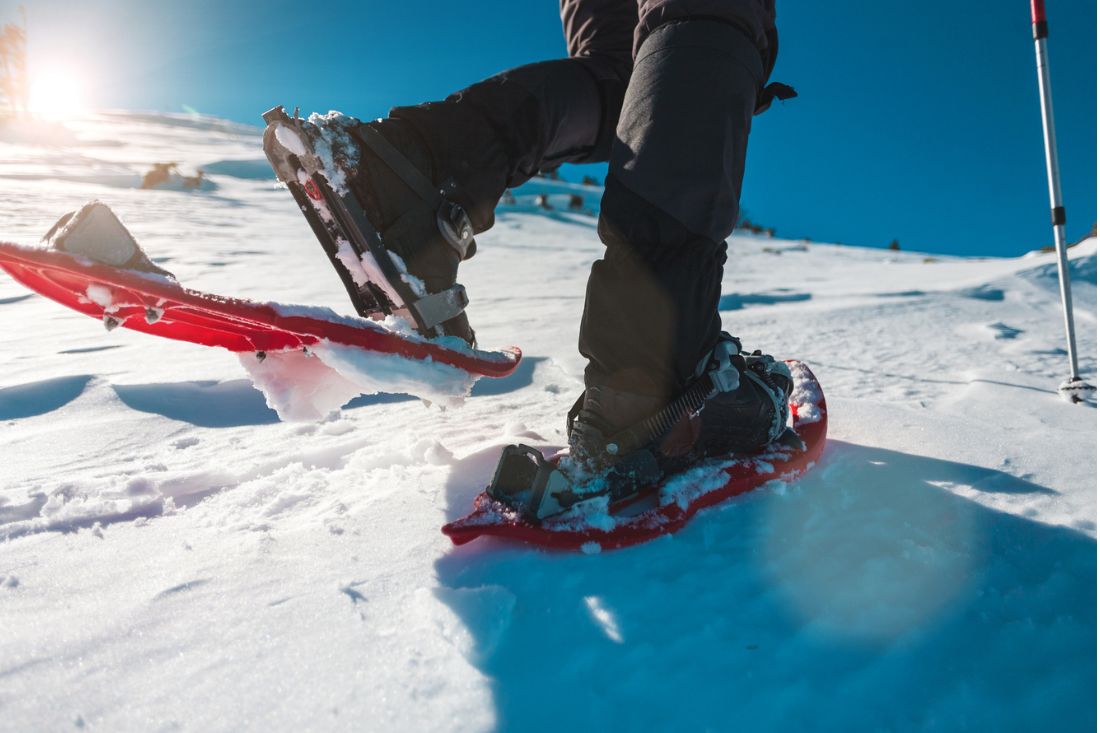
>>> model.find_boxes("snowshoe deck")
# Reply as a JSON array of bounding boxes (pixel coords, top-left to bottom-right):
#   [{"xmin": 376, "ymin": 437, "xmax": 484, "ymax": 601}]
[
  {"xmin": 261, "ymin": 106, "xmax": 469, "ymax": 339},
  {"xmin": 0, "ymin": 241, "xmax": 520, "ymax": 377},
  {"xmin": 442, "ymin": 361, "xmax": 826, "ymax": 550}
]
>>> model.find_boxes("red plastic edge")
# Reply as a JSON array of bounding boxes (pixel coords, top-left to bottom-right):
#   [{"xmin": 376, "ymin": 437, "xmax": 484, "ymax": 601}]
[
  {"xmin": 442, "ymin": 362, "xmax": 827, "ymax": 551},
  {"xmin": 0, "ymin": 241, "xmax": 520, "ymax": 378}
]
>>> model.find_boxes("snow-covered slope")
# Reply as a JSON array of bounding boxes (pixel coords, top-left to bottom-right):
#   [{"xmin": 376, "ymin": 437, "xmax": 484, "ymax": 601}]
[{"xmin": 0, "ymin": 112, "xmax": 1095, "ymax": 732}]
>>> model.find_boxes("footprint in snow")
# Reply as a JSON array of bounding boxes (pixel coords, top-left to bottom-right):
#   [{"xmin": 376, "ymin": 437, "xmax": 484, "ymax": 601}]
[
  {"xmin": 153, "ymin": 578, "xmax": 210, "ymax": 600},
  {"xmin": 988, "ymin": 322, "xmax": 1024, "ymax": 340}
]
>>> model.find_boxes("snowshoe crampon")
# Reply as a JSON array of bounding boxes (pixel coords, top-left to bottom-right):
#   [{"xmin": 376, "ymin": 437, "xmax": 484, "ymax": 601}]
[{"xmin": 442, "ymin": 361, "xmax": 826, "ymax": 551}]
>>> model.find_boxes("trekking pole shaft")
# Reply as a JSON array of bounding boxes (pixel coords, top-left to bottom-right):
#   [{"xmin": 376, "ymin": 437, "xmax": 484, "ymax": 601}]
[{"xmin": 1031, "ymin": 0, "xmax": 1081, "ymax": 380}]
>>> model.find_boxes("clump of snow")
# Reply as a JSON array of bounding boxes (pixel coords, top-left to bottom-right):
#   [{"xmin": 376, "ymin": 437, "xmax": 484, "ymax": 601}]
[
  {"xmin": 239, "ymin": 340, "xmax": 475, "ymax": 421},
  {"xmin": 333, "ymin": 238, "xmax": 369, "ymax": 287},
  {"xmin": 660, "ymin": 461, "xmax": 737, "ymax": 510},
  {"xmin": 410, "ymin": 439, "xmax": 455, "ymax": 465},
  {"xmin": 273, "ymin": 123, "xmax": 307, "ymax": 157},
  {"xmin": 306, "ymin": 111, "xmax": 357, "ymax": 195},
  {"xmin": 789, "ymin": 361, "xmax": 824, "ymax": 424},
  {"xmin": 378, "ymin": 313, "xmax": 420, "ymax": 339},
  {"xmin": 580, "ymin": 541, "xmax": 602, "ymax": 555},
  {"xmin": 331, "ymin": 234, "xmax": 414, "ymax": 316},
  {"xmin": 84, "ymin": 283, "xmax": 114, "ymax": 310},
  {"xmin": 386, "ymin": 249, "xmax": 428, "ymax": 298},
  {"xmin": 754, "ymin": 459, "xmax": 775, "ymax": 474}
]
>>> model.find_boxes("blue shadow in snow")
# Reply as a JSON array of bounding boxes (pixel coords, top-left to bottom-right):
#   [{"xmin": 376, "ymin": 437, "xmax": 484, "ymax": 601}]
[
  {"xmin": 876, "ymin": 289, "xmax": 926, "ymax": 298},
  {"xmin": 344, "ymin": 392, "xmax": 417, "ymax": 410},
  {"xmin": 0, "ymin": 375, "xmax": 93, "ymax": 420},
  {"xmin": 112, "ymin": 379, "xmax": 280, "ymax": 428},
  {"xmin": 435, "ymin": 441, "xmax": 1095, "ymax": 732},
  {"xmin": 956, "ymin": 284, "xmax": 1005, "ymax": 301},
  {"xmin": 471, "ymin": 356, "xmax": 544, "ymax": 398},
  {"xmin": 109, "ymin": 359, "xmax": 542, "ymax": 428},
  {"xmin": 202, "ymin": 158, "xmax": 274, "ymax": 180},
  {"xmin": 719, "ymin": 291, "xmax": 812, "ymax": 310}
]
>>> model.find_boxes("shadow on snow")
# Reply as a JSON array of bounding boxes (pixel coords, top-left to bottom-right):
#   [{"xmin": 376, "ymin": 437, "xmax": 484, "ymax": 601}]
[
  {"xmin": 435, "ymin": 440, "xmax": 1096, "ymax": 732},
  {"xmin": 0, "ymin": 375, "xmax": 93, "ymax": 420},
  {"xmin": 109, "ymin": 358, "xmax": 545, "ymax": 428}
]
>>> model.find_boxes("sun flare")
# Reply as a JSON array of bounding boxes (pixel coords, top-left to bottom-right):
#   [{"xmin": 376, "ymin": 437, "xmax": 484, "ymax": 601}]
[{"xmin": 28, "ymin": 69, "xmax": 84, "ymax": 120}]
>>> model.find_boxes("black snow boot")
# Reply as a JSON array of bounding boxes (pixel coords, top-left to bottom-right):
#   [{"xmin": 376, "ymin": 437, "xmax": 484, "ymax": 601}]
[
  {"xmin": 263, "ymin": 107, "xmax": 480, "ymax": 344},
  {"xmin": 485, "ymin": 336, "xmax": 791, "ymax": 523},
  {"xmin": 313, "ymin": 113, "xmax": 479, "ymax": 344},
  {"xmin": 567, "ymin": 334, "xmax": 794, "ymax": 495}
]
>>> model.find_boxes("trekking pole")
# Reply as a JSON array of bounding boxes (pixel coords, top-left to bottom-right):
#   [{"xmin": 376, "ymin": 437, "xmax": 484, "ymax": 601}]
[{"xmin": 1030, "ymin": 0, "xmax": 1094, "ymax": 403}]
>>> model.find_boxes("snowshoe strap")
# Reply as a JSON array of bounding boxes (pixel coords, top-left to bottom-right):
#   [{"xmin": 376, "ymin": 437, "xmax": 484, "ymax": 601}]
[
  {"xmin": 754, "ymin": 81, "xmax": 797, "ymax": 115},
  {"xmin": 355, "ymin": 125, "xmax": 475, "ymax": 260},
  {"xmin": 356, "ymin": 125, "xmax": 441, "ymax": 207},
  {"xmin": 408, "ymin": 284, "xmax": 469, "ymax": 331},
  {"xmin": 598, "ymin": 336, "xmax": 745, "ymax": 459}
]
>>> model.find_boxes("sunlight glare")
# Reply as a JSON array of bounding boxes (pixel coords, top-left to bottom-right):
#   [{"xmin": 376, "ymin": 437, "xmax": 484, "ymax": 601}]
[{"xmin": 29, "ymin": 69, "xmax": 85, "ymax": 120}]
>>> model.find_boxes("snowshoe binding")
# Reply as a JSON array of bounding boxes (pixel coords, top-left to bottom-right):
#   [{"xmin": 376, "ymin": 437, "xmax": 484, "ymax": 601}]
[
  {"xmin": 261, "ymin": 105, "xmax": 477, "ymax": 344},
  {"xmin": 487, "ymin": 334, "xmax": 795, "ymax": 522}
]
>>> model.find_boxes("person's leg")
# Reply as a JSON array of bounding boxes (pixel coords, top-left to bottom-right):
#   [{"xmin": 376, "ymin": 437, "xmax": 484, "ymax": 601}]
[
  {"xmin": 381, "ymin": 0, "xmax": 636, "ymax": 234},
  {"xmin": 567, "ymin": 2, "xmax": 794, "ymax": 477},
  {"xmin": 579, "ymin": 2, "xmax": 777, "ymax": 402},
  {"xmin": 309, "ymin": 0, "xmax": 636, "ymax": 343}
]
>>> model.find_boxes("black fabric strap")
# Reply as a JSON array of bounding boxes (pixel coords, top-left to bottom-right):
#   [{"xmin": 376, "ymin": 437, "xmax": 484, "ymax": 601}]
[
  {"xmin": 356, "ymin": 125, "xmax": 443, "ymax": 209},
  {"xmin": 755, "ymin": 81, "xmax": 797, "ymax": 115}
]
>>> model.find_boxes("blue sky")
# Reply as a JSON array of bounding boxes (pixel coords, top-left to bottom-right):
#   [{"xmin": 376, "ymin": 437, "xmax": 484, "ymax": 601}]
[{"xmin": 6, "ymin": 0, "xmax": 1097, "ymax": 256}]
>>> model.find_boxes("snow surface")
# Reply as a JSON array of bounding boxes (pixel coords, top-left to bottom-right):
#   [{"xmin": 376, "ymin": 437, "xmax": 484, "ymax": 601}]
[{"xmin": 0, "ymin": 112, "xmax": 1095, "ymax": 731}]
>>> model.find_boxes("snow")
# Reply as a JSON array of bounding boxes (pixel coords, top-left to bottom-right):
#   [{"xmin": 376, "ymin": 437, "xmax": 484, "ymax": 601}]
[
  {"xmin": 306, "ymin": 111, "xmax": 355, "ymax": 195},
  {"xmin": 83, "ymin": 283, "xmax": 114, "ymax": 310},
  {"xmin": 239, "ymin": 341, "xmax": 476, "ymax": 422},
  {"xmin": 273, "ymin": 123, "xmax": 307, "ymax": 158},
  {"xmin": 0, "ymin": 112, "xmax": 1096, "ymax": 731}
]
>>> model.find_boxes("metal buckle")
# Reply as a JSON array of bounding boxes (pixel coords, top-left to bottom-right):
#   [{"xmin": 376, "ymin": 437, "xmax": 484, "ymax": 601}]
[
  {"xmin": 709, "ymin": 338, "xmax": 742, "ymax": 394},
  {"xmin": 436, "ymin": 200, "xmax": 475, "ymax": 260},
  {"xmin": 409, "ymin": 284, "xmax": 468, "ymax": 331}
]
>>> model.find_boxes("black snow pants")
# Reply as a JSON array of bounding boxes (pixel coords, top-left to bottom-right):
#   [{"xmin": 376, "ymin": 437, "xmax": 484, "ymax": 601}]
[{"xmin": 389, "ymin": 0, "xmax": 780, "ymax": 401}]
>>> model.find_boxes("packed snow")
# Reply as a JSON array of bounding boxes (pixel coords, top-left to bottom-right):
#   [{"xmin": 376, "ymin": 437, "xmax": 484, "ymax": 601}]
[
  {"xmin": 0, "ymin": 112, "xmax": 1095, "ymax": 731},
  {"xmin": 239, "ymin": 341, "xmax": 478, "ymax": 421}
]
